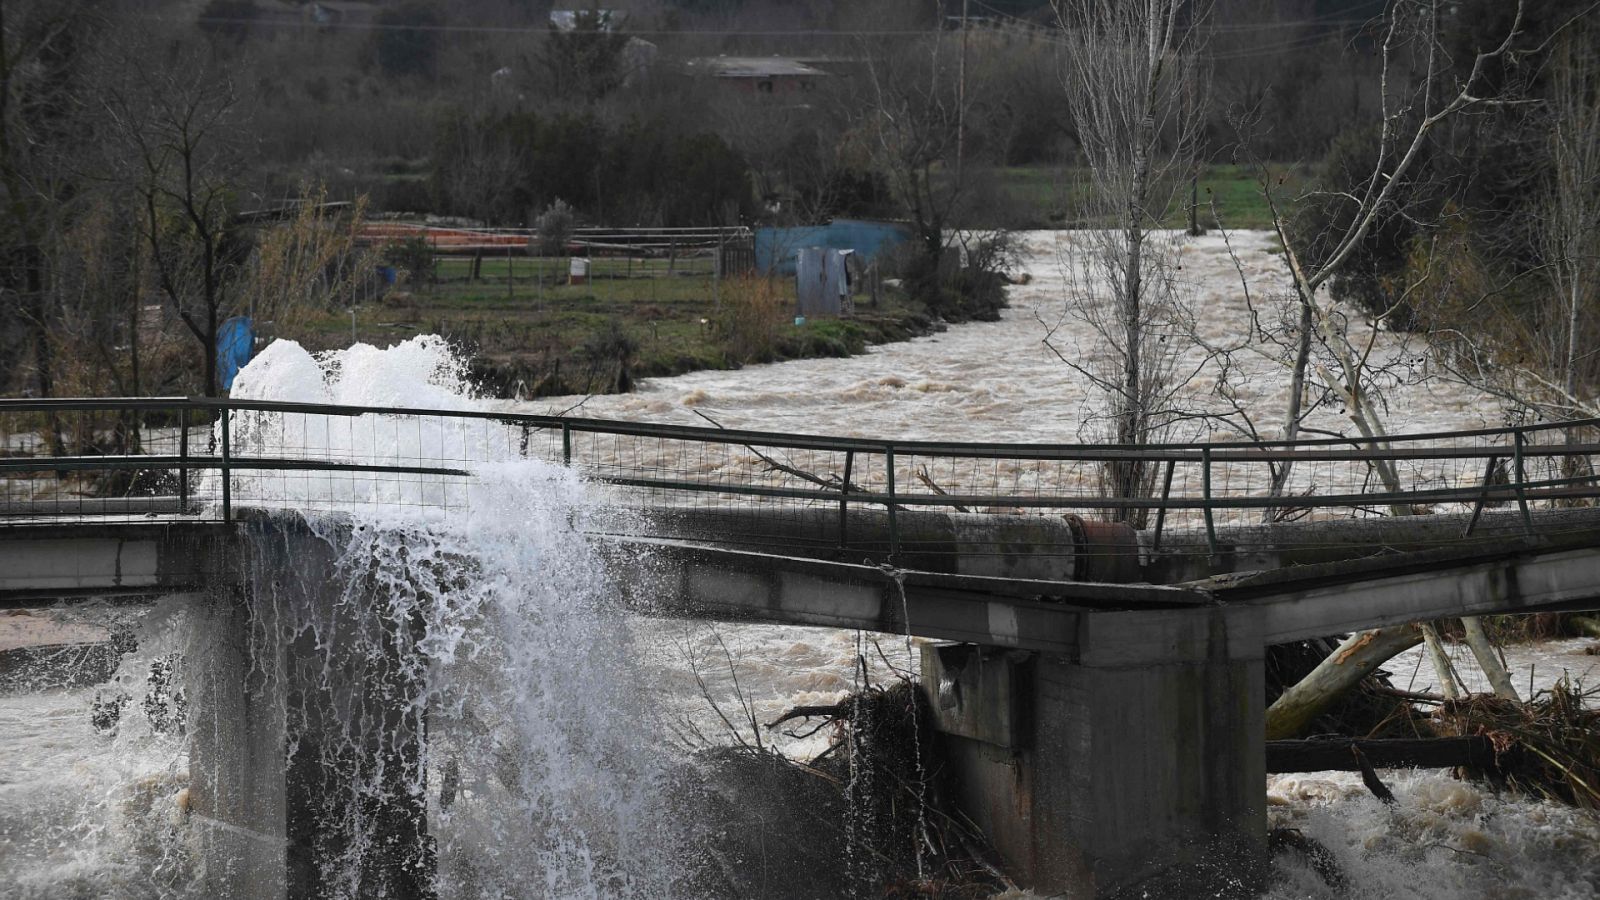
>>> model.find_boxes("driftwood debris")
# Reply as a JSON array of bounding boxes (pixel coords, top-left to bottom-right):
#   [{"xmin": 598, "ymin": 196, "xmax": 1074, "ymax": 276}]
[
  {"xmin": 1265, "ymin": 625, "xmax": 1424, "ymax": 740},
  {"xmin": 1434, "ymin": 685, "xmax": 1600, "ymax": 809},
  {"xmin": 1461, "ymin": 616, "xmax": 1521, "ymax": 702},
  {"xmin": 1420, "ymin": 622, "xmax": 1464, "ymax": 701},
  {"xmin": 692, "ymin": 409, "xmax": 874, "ymax": 498},
  {"xmin": 915, "ymin": 466, "xmax": 970, "ymax": 513},
  {"xmin": 766, "ymin": 703, "xmax": 848, "ymax": 730},
  {"xmin": 1350, "ymin": 744, "xmax": 1397, "ymax": 805},
  {"xmin": 1266, "ymin": 737, "xmax": 1500, "ymax": 774}
]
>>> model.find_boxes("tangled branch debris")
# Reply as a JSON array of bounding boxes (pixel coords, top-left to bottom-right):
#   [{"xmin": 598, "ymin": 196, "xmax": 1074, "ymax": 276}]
[
  {"xmin": 769, "ymin": 678, "xmax": 1010, "ymax": 898},
  {"xmin": 1433, "ymin": 679, "xmax": 1600, "ymax": 809}
]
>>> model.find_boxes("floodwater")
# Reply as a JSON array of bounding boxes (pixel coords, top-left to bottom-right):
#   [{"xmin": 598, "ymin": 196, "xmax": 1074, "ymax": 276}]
[
  {"xmin": 524, "ymin": 230, "xmax": 1497, "ymax": 440},
  {"xmin": 1, "ymin": 231, "xmax": 1597, "ymax": 898},
  {"xmin": 525, "ymin": 230, "xmax": 1600, "ymax": 899}
]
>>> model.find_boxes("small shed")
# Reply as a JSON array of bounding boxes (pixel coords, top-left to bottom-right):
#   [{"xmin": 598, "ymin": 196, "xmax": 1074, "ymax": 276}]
[
  {"xmin": 795, "ymin": 248, "xmax": 854, "ymax": 318},
  {"xmin": 756, "ymin": 219, "xmax": 909, "ymax": 276},
  {"xmin": 688, "ymin": 57, "xmax": 827, "ymax": 95}
]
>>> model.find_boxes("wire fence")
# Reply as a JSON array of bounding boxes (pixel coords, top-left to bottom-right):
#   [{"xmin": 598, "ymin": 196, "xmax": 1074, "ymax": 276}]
[{"xmin": 4, "ymin": 398, "xmax": 1599, "ymax": 560}]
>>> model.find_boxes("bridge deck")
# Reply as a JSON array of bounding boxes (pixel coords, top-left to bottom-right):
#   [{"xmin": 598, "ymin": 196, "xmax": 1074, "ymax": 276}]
[
  {"xmin": 5, "ymin": 397, "xmax": 1600, "ymax": 646},
  {"xmin": 5, "ymin": 505, "xmax": 1599, "ymax": 653}
]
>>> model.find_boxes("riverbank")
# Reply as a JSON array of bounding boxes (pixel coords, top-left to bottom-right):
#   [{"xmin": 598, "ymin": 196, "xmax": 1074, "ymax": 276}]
[{"xmin": 290, "ymin": 258, "xmax": 940, "ymax": 399}]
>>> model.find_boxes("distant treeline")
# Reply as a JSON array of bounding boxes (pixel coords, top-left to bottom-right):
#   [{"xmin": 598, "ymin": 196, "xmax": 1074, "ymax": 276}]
[{"xmin": 1, "ymin": 0, "xmax": 1596, "ymax": 408}]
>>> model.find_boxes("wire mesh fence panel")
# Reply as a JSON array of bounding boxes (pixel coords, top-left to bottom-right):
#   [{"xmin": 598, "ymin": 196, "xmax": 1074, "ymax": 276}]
[{"xmin": 5, "ymin": 399, "xmax": 1600, "ymax": 563}]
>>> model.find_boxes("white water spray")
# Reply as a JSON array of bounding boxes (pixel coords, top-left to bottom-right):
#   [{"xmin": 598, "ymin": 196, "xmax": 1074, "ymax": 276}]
[{"xmin": 218, "ymin": 336, "xmax": 678, "ymax": 897}]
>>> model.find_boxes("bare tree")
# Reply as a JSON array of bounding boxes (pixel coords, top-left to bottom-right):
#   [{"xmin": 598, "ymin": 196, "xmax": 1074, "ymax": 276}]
[
  {"xmin": 857, "ymin": 28, "xmax": 970, "ymax": 312},
  {"xmin": 0, "ymin": 0, "xmax": 93, "ymax": 422},
  {"xmin": 1045, "ymin": 0, "xmax": 1209, "ymax": 524},
  {"xmin": 1215, "ymin": 1, "xmax": 1553, "ymax": 737},
  {"xmin": 1538, "ymin": 36, "xmax": 1600, "ymax": 414},
  {"xmin": 1255, "ymin": 2, "xmax": 1537, "ymax": 493},
  {"xmin": 431, "ymin": 107, "xmax": 529, "ymax": 226},
  {"xmin": 1438, "ymin": 34, "xmax": 1600, "ymax": 422},
  {"xmin": 716, "ymin": 91, "xmax": 852, "ymax": 226},
  {"xmin": 105, "ymin": 51, "xmax": 244, "ymax": 396}
]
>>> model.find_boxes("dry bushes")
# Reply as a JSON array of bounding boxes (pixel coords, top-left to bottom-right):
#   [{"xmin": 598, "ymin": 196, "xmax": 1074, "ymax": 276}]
[
  {"xmin": 243, "ymin": 190, "xmax": 379, "ymax": 333},
  {"xmin": 713, "ymin": 276, "xmax": 789, "ymax": 365}
]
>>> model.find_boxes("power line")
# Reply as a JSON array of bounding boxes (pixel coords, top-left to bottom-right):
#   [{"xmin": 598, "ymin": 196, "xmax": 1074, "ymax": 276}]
[
  {"xmin": 174, "ymin": 12, "xmax": 1382, "ymax": 39},
  {"xmin": 173, "ymin": 16, "xmax": 941, "ymax": 37}
]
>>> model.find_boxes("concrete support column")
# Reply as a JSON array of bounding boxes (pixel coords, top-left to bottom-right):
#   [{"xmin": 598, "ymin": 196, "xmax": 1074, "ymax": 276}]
[
  {"xmin": 185, "ymin": 526, "xmax": 433, "ymax": 900},
  {"xmin": 186, "ymin": 587, "xmax": 288, "ymax": 899},
  {"xmin": 923, "ymin": 607, "xmax": 1266, "ymax": 899}
]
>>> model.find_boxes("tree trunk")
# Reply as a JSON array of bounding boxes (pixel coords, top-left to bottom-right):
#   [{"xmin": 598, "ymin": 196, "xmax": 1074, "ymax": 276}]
[
  {"xmin": 1187, "ymin": 171, "xmax": 1200, "ymax": 236},
  {"xmin": 1265, "ymin": 624, "xmax": 1422, "ymax": 740},
  {"xmin": 1267, "ymin": 737, "xmax": 1499, "ymax": 773},
  {"xmin": 1460, "ymin": 616, "xmax": 1520, "ymax": 701},
  {"xmin": 1265, "ymin": 301, "xmax": 1315, "ymax": 521},
  {"xmin": 204, "ymin": 300, "xmax": 219, "ymax": 397},
  {"xmin": 23, "ymin": 251, "xmax": 64, "ymax": 455},
  {"xmin": 1420, "ymin": 622, "xmax": 1462, "ymax": 700}
]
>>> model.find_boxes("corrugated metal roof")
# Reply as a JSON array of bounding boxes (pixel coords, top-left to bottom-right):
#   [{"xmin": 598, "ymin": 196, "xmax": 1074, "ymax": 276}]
[
  {"xmin": 691, "ymin": 57, "xmax": 828, "ymax": 79},
  {"xmin": 549, "ymin": 10, "xmax": 627, "ymax": 32}
]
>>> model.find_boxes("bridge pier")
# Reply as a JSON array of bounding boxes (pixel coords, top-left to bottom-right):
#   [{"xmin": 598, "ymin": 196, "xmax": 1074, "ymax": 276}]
[
  {"xmin": 923, "ymin": 607, "xmax": 1266, "ymax": 898},
  {"xmin": 184, "ymin": 526, "xmax": 433, "ymax": 900}
]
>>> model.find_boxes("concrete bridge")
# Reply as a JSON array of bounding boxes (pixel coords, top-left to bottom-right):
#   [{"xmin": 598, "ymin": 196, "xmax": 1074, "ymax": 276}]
[{"xmin": 6, "ymin": 397, "xmax": 1600, "ymax": 898}]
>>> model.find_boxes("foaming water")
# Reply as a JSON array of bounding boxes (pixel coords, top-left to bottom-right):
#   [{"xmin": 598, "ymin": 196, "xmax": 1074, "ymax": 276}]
[
  {"xmin": 226, "ymin": 337, "xmax": 677, "ymax": 897},
  {"xmin": 2, "ymin": 337, "xmax": 677, "ymax": 898},
  {"xmin": 0, "ymin": 600, "xmax": 195, "ymax": 899},
  {"xmin": 519, "ymin": 231, "xmax": 1498, "ymax": 442},
  {"xmin": 3, "ymin": 236, "xmax": 1597, "ymax": 897},
  {"xmin": 1266, "ymin": 770, "xmax": 1600, "ymax": 899},
  {"xmin": 515, "ymin": 231, "xmax": 1599, "ymax": 898}
]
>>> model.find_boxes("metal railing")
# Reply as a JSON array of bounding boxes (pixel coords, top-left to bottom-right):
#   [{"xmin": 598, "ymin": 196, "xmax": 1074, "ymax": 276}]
[{"xmin": 4, "ymin": 397, "xmax": 1600, "ymax": 558}]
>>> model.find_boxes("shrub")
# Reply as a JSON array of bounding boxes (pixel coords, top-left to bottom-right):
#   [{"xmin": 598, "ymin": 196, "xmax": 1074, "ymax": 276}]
[
  {"xmin": 382, "ymin": 235, "xmax": 435, "ymax": 289},
  {"xmin": 579, "ymin": 320, "xmax": 638, "ymax": 393},
  {"xmin": 714, "ymin": 276, "xmax": 788, "ymax": 364},
  {"xmin": 534, "ymin": 199, "xmax": 576, "ymax": 257},
  {"xmin": 897, "ymin": 230, "xmax": 1015, "ymax": 323}
]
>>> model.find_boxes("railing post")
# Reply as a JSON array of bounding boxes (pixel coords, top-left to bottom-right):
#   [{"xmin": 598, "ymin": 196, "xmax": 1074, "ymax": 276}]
[
  {"xmin": 839, "ymin": 450, "xmax": 854, "ymax": 549},
  {"xmin": 562, "ymin": 421, "xmax": 572, "ymax": 466},
  {"xmin": 220, "ymin": 405, "xmax": 232, "ymax": 524},
  {"xmin": 1462, "ymin": 454, "xmax": 1498, "ymax": 538},
  {"xmin": 1202, "ymin": 447, "xmax": 1217, "ymax": 558},
  {"xmin": 1513, "ymin": 429, "xmax": 1534, "ymax": 535},
  {"xmin": 885, "ymin": 444, "xmax": 898, "ymax": 561},
  {"xmin": 1152, "ymin": 458, "xmax": 1176, "ymax": 553},
  {"xmin": 178, "ymin": 405, "xmax": 190, "ymax": 514}
]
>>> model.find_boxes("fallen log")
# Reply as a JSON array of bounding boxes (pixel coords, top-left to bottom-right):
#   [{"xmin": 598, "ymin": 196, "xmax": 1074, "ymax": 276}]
[
  {"xmin": 1461, "ymin": 616, "xmax": 1520, "ymax": 701},
  {"xmin": 1265, "ymin": 624, "xmax": 1424, "ymax": 739},
  {"xmin": 1267, "ymin": 736, "xmax": 1500, "ymax": 773}
]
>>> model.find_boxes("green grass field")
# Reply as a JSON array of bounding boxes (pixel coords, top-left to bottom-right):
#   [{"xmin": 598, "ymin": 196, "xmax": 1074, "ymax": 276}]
[{"xmin": 988, "ymin": 162, "xmax": 1311, "ymax": 230}]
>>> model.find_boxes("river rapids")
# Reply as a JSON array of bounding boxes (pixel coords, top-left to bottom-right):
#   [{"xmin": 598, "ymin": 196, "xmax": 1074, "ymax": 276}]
[{"xmin": 0, "ymin": 231, "xmax": 1596, "ymax": 899}]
